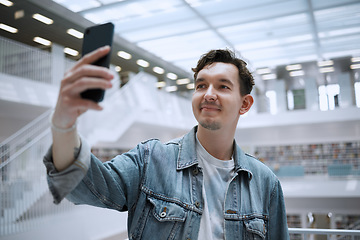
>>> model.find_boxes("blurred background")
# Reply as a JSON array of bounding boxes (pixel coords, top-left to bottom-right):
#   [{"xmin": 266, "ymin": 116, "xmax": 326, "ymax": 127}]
[{"xmin": 0, "ymin": 0, "xmax": 360, "ymax": 239}]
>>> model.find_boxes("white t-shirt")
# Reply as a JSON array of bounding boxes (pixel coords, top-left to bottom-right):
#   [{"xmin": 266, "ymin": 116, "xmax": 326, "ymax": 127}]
[{"xmin": 196, "ymin": 135, "xmax": 236, "ymax": 240}]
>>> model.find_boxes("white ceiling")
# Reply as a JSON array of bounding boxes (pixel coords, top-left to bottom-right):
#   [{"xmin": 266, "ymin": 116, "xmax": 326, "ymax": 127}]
[{"xmin": 52, "ymin": 0, "xmax": 360, "ymax": 73}]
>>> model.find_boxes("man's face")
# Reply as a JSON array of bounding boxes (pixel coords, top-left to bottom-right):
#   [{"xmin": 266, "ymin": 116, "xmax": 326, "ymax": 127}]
[{"xmin": 192, "ymin": 62, "xmax": 244, "ymax": 131}]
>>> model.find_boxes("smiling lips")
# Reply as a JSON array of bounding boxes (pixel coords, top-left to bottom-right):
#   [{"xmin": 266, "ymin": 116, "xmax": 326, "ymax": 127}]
[{"xmin": 200, "ymin": 103, "xmax": 221, "ymax": 112}]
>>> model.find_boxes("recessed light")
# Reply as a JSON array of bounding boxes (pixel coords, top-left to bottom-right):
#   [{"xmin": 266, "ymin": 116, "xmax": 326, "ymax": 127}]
[
  {"xmin": 153, "ymin": 66, "xmax": 164, "ymax": 74},
  {"xmin": 67, "ymin": 28, "xmax": 83, "ymax": 39},
  {"xmin": 32, "ymin": 13, "xmax": 53, "ymax": 25},
  {"xmin": 117, "ymin": 51, "xmax": 131, "ymax": 60},
  {"xmin": 33, "ymin": 36, "xmax": 51, "ymax": 46},
  {"xmin": 155, "ymin": 81, "xmax": 166, "ymax": 88},
  {"xmin": 136, "ymin": 59, "xmax": 149, "ymax": 68},
  {"xmin": 187, "ymin": 83, "xmax": 195, "ymax": 89},
  {"xmin": 256, "ymin": 68, "xmax": 271, "ymax": 75},
  {"xmin": 167, "ymin": 73, "xmax": 177, "ymax": 80},
  {"xmin": 350, "ymin": 64, "xmax": 360, "ymax": 70},
  {"xmin": 317, "ymin": 60, "xmax": 333, "ymax": 67},
  {"xmin": 115, "ymin": 66, "xmax": 121, "ymax": 72},
  {"xmin": 64, "ymin": 47, "xmax": 79, "ymax": 56},
  {"xmin": 0, "ymin": 0, "xmax": 13, "ymax": 7},
  {"xmin": 285, "ymin": 64, "xmax": 302, "ymax": 71},
  {"xmin": 319, "ymin": 67, "xmax": 334, "ymax": 73},
  {"xmin": 289, "ymin": 70, "xmax": 305, "ymax": 77},
  {"xmin": 176, "ymin": 78, "xmax": 190, "ymax": 85},
  {"xmin": 165, "ymin": 86, "xmax": 178, "ymax": 92},
  {"xmin": 0, "ymin": 23, "xmax": 17, "ymax": 33},
  {"xmin": 261, "ymin": 74, "xmax": 277, "ymax": 80}
]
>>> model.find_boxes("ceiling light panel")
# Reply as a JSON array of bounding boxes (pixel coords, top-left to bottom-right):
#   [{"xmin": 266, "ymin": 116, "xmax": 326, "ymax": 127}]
[
  {"xmin": 174, "ymin": 58, "xmax": 200, "ymax": 73},
  {"xmin": 137, "ymin": 30, "xmax": 223, "ymax": 63},
  {"xmin": 53, "ymin": 0, "xmax": 101, "ymax": 12},
  {"xmin": 122, "ymin": 18, "xmax": 204, "ymax": 42},
  {"xmin": 51, "ymin": 0, "xmax": 360, "ymax": 77},
  {"xmin": 83, "ymin": 0, "xmax": 185, "ymax": 24},
  {"xmin": 113, "ymin": 5, "xmax": 192, "ymax": 32},
  {"xmin": 98, "ymin": 0, "xmax": 125, "ymax": 4},
  {"xmin": 207, "ymin": 0, "xmax": 307, "ymax": 27}
]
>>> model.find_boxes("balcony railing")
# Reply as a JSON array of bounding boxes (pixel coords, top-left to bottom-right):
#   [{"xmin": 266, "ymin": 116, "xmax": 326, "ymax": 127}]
[{"xmin": 289, "ymin": 228, "xmax": 360, "ymax": 240}]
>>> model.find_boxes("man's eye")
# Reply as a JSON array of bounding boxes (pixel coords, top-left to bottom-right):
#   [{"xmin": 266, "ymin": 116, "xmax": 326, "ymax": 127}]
[
  {"xmin": 196, "ymin": 84, "xmax": 205, "ymax": 89},
  {"xmin": 221, "ymin": 85, "xmax": 230, "ymax": 89}
]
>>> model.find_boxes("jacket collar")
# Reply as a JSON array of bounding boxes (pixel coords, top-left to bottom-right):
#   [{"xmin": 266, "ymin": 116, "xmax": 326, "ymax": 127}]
[{"xmin": 177, "ymin": 126, "xmax": 253, "ymax": 180}]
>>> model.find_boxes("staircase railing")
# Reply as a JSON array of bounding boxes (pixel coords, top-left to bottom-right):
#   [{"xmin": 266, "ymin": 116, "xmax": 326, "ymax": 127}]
[{"xmin": 0, "ymin": 110, "xmax": 53, "ymax": 235}]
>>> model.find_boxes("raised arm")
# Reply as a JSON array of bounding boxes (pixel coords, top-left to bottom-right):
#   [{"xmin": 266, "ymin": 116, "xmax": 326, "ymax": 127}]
[{"xmin": 51, "ymin": 46, "xmax": 114, "ymax": 171}]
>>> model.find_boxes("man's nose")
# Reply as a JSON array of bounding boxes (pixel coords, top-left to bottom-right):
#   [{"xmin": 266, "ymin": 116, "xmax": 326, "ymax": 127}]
[{"xmin": 204, "ymin": 85, "xmax": 217, "ymax": 101}]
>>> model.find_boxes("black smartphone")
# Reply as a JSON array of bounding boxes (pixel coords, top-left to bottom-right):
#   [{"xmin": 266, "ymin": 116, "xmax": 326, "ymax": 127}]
[{"xmin": 80, "ymin": 22, "xmax": 114, "ymax": 102}]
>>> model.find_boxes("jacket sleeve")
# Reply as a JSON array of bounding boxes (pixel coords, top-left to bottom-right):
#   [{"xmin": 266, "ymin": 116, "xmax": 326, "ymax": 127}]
[
  {"xmin": 66, "ymin": 144, "xmax": 146, "ymax": 212},
  {"xmin": 44, "ymin": 137, "xmax": 146, "ymax": 212},
  {"xmin": 268, "ymin": 179, "xmax": 290, "ymax": 239}
]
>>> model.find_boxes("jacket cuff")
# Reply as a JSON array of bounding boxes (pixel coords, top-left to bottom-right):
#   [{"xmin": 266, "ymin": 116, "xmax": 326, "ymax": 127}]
[{"xmin": 43, "ymin": 137, "xmax": 91, "ymax": 204}]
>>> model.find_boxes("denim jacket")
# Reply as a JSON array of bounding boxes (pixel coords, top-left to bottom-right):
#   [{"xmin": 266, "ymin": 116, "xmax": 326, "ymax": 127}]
[{"xmin": 44, "ymin": 126, "xmax": 289, "ymax": 240}]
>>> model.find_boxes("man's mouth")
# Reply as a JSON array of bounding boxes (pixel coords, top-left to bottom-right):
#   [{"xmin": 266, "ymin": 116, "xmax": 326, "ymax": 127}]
[{"xmin": 200, "ymin": 103, "xmax": 221, "ymax": 111}]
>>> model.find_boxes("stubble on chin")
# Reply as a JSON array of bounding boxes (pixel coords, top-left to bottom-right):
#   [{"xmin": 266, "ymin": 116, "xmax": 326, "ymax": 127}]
[{"xmin": 199, "ymin": 121, "xmax": 221, "ymax": 131}]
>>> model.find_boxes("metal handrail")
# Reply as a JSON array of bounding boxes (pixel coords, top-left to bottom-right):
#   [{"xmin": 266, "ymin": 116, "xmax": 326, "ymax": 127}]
[
  {"xmin": 289, "ymin": 228, "xmax": 360, "ymax": 240},
  {"xmin": 0, "ymin": 109, "xmax": 51, "ymax": 169}
]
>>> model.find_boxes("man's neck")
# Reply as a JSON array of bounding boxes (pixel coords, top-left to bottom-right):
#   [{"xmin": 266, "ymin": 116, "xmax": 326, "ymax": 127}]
[{"xmin": 196, "ymin": 126, "xmax": 235, "ymax": 160}]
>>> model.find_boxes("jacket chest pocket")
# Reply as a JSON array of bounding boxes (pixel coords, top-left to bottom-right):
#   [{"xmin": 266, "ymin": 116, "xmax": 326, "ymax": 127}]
[
  {"xmin": 149, "ymin": 197, "xmax": 187, "ymax": 222},
  {"xmin": 135, "ymin": 196, "xmax": 187, "ymax": 240},
  {"xmin": 244, "ymin": 218, "xmax": 267, "ymax": 239}
]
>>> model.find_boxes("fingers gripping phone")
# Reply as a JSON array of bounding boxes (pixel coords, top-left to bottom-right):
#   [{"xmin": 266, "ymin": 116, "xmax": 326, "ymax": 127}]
[{"xmin": 80, "ymin": 22, "xmax": 114, "ymax": 102}]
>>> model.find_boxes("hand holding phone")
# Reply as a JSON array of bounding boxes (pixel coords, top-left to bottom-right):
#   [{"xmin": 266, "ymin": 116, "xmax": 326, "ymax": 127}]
[{"xmin": 80, "ymin": 22, "xmax": 114, "ymax": 102}]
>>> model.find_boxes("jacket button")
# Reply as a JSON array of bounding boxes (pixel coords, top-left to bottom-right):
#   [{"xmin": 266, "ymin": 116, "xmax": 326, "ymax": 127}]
[
  {"xmin": 193, "ymin": 168, "xmax": 199, "ymax": 175},
  {"xmin": 195, "ymin": 201, "xmax": 200, "ymax": 208},
  {"xmin": 160, "ymin": 207, "xmax": 167, "ymax": 218}
]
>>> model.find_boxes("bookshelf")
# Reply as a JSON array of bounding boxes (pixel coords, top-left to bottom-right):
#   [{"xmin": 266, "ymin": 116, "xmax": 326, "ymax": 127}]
[{"xmin": 255, "ymin": 141, "xmax": 360, "ymax": 175}]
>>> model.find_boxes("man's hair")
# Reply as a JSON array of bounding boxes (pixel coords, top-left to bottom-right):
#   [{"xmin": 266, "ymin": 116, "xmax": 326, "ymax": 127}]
[{"xmin": 192, "ymin": 49, "xmax": 255, "ymax": 96}]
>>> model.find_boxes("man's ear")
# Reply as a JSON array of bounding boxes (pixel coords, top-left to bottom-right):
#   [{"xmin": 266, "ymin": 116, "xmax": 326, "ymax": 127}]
[{"xmin": 239, "ymin": 94, "xmax": 254, "ymax": 115}]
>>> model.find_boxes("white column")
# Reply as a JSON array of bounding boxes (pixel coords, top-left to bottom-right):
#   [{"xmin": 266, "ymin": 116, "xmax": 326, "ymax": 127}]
[
  {"xmin": 304, "ymin": 77, "xmax": 319, "ymax": 111},
  {"xmin": 51, "ymin": 43, "xmax": 65, "ymax": 86},
  {"xmin": 275, "ymin": 80, "xmax": 287, "ymax": 113},
  {"xmin": 338, "ymin": 72, "xmax": 354, "ymax": 108}
]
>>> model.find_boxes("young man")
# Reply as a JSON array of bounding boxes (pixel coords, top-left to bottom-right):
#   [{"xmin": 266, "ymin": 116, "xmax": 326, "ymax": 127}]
[{"xmin": 44, "ymin": 47, "xmax": 290, "ymax": 239}]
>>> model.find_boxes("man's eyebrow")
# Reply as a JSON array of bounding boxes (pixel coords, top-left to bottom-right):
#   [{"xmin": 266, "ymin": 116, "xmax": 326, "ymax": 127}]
[
  {"xmin": 219, "ymin": 78, "xmax": 234, "ymax": 86},
  {"xmin": 195, "ymin": 78, "xmax": 205, "ymax": 84}
]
